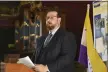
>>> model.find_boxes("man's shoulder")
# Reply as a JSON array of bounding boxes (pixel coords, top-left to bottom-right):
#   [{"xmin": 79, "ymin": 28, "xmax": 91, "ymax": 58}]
[
  {"xmin": 36, "ymin": 35, "xmax": 46, "ymax": 43},
  {"xmin": 37, "ymin": 35, "xmax": 46, "ymax": 40},
  {"xmin": 57, "ymin": 29, "xmax": 75, "ymax": 40},
  {"xmin": 62, "ymin": 30, "xmax": 75, "ymax": 37}
]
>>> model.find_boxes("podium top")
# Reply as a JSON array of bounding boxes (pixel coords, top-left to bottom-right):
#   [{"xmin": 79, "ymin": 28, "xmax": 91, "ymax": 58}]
[{"xmin": 5, "ymin": 63, "xmax": 34, "ymax": 72}]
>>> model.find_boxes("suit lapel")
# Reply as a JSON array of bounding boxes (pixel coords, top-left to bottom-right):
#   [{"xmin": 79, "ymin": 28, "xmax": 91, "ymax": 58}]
[
  {"xmin": 42, "ymin": 28, "xmax": 63, "ymax": 54},
  {"xmin": 36, "ymin": 35, "xmax": 46, "ymax": 60}
]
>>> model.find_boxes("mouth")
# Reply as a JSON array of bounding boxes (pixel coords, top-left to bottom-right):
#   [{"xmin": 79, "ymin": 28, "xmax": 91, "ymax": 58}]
[
  {"xmin": 48, "ymin": 22, "xmax": 52, "ymax": 24},
  {"xmin": 47, "ymin": 23, "xmax": 52, "ymax": 25}
]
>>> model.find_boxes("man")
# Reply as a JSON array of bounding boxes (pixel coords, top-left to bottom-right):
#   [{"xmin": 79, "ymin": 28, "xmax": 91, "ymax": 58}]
[{"xmin": 32, "ymin": 7, "xmax": 77, "ymax": 72}]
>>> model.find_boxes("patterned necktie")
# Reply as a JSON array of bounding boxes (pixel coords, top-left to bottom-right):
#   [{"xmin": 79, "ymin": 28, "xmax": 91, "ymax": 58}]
[{"xmin": 44, "ymin": 33, "xmax": 52, "ymax": 47}]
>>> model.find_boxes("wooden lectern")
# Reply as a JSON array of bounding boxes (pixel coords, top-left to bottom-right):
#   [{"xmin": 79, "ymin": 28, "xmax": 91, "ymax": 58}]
[{"xmin": 5, "ymin": 63, "xmax": 34, "ymax": 72}]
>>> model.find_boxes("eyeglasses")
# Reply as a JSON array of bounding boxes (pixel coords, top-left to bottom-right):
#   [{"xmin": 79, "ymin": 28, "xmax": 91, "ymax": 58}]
[{"xmin": 46, "ymin": 16, "xmax": 57, "ymax": 20}]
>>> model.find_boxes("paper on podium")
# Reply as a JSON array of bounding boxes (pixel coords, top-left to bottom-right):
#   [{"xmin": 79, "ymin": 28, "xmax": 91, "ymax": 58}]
[{"xmin": 17, "ymin": 56, "xmax": 35, "ymax": 68}]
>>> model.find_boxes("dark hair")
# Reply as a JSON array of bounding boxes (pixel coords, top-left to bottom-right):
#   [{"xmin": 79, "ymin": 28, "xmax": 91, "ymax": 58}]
[{"xmin": 45, "ymin": 6, "xmax": 61, "ymax": 18}]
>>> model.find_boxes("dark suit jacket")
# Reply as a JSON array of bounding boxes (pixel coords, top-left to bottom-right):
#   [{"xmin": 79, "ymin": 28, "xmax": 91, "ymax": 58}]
[{"xmin": 32, "ymin": 28, "xmax": 77, "ymax": 72}]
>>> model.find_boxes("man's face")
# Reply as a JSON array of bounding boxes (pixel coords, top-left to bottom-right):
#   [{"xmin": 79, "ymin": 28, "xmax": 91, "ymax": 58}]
[{"xmin": 46, "ymin": 11, "xmax": 61, "ymax": 30}]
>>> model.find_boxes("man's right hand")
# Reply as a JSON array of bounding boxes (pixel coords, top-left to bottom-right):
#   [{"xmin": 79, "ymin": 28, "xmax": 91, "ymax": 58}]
[{"xmin": 32, "ymin": 64, "xmax": 49, "ymax": 72}]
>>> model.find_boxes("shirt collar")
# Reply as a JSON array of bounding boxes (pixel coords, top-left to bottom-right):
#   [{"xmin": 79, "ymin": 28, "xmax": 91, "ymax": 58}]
[{"xmin": 49, "ymin": 26, "xmax": 60, "ymax": 35}]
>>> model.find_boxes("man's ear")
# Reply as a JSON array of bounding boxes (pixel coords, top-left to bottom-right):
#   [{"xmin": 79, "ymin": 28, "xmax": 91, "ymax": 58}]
[{"xmin": 58, "ymin": 17, "xmax": 61, "ymax": 24}]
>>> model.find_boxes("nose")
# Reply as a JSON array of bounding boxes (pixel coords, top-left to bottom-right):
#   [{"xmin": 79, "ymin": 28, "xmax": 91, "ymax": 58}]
[
  {"xmin": 47, "ymin": 18, "xmax": 51, "ymax": 22},
  {"xmin": 46, "ymin": 18, "xmax": 52, "ymax": 23}
]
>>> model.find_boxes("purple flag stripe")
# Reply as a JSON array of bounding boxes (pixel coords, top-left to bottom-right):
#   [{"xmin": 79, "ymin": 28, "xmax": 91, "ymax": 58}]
[{"xmin": 78, "ymin": 45, "xmax": 88, "ymax": 68}]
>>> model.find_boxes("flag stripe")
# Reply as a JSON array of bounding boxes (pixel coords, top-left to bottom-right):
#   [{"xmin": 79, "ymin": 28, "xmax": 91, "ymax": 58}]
[{"xmin": 78, "ymin": 45, "xmax": 88, "ymax": 68}]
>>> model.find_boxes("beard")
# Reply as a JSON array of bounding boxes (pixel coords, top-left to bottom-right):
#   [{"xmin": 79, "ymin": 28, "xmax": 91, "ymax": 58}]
[
  {"xmin": 46, "ymin": 25, "xmax": 54, "ymax": 30},
  {"xmin": 46, "ymin": 24, "xmax": 55, "ymax": 30}
]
